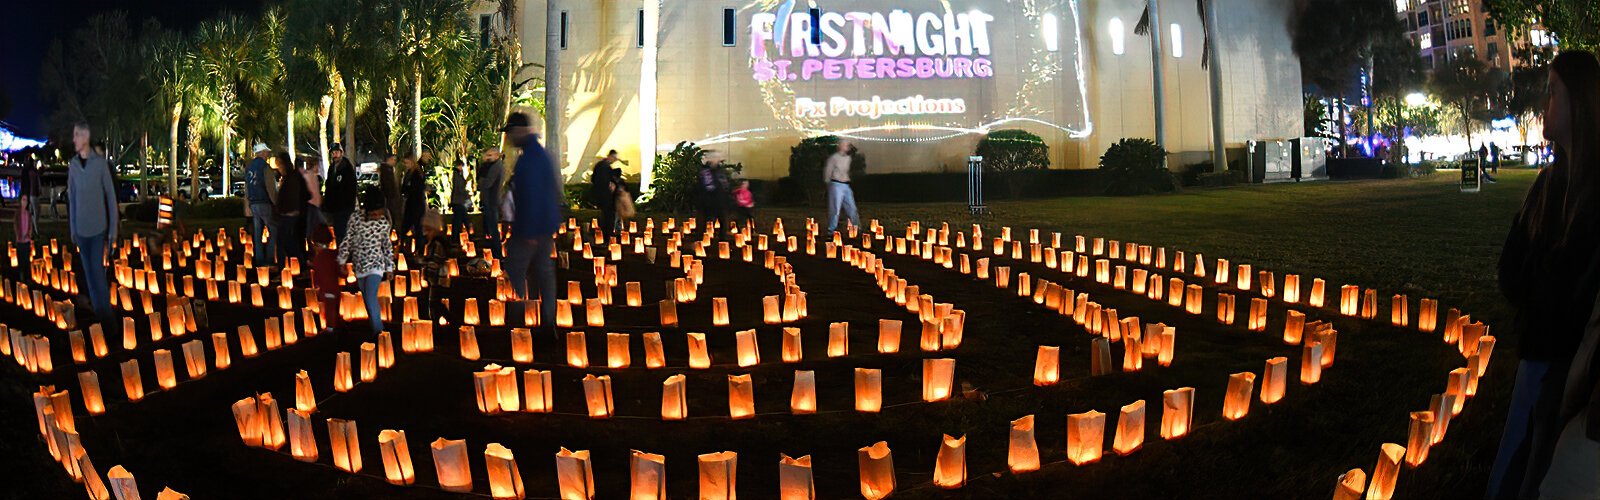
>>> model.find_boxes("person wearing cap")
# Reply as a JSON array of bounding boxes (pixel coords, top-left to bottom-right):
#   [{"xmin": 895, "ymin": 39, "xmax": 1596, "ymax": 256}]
[
  {"xmin": 340, "ymin": 187, "xmax": 395, "ymax": 334},
  {"xmin": 67, "ymin": 122, "xmax": 118, "ymax": 321},
  {"xmin": 245, "ymin": 142, "xmax": 278, "ymax": 264},
  {"xmin": 501, "ymin": 112, "xmax": 562, "ymax": 328},
  {"xmin": 323, "ymin": 143, "xmax": 359, "ymax": 241}
]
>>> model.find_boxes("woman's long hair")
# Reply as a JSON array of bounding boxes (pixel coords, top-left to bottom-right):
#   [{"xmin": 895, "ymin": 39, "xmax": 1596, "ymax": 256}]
[{"xmin": 1526, "ymin": 51, "xmax": 1600, "ymax": 247}]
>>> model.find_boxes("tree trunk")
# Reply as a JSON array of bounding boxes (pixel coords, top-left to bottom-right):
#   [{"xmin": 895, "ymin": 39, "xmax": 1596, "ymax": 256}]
[
  {"xmin": 414, "ymin": 68, "xmax": 423, "ymax": 159},
  {"xmin": 1148, "ymin": 0, "xmax": 1166, "ymax": 168},
  {"xmin": 287, "ymin": 101, "xmax": 297, "ymax": 161},
  {"xmin": 319, "ymin": 95, "xmax": 332, "ymax": 176},
  {"xmin": 345, "ymin": 75, "xmax": 358, "ymax": 161},
  {"xmin": 188, "ymin": 114, "xmax": 201, "ymax": 200},
  {"xmin": 1204, "ymin": 0, "xmax": 1225, "ymax": 173},
  {"xmin": 222, "ymin": 127, "xmax": 232, "ymax": 199},
  {"xmin": 140, "ymin": 132, "xmax": 149, "ymax": 202},
  {"xmin": 169, "ymin": 102, "xmax": 182, "ymax": 197}
]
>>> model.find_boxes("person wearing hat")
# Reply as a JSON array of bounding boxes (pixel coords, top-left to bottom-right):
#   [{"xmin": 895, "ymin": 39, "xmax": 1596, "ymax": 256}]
[
  {"xmin": 323, "ymin": 143, "xmax": 359, "ymax": 241},
  {"xmin": 501, "ymin": 112, "xmax": 562, "ymax": 328},
  {"xmin": 245, "ymin": 142, "xmax": 279, "ymax": 265},
  {"xmin": 339, "ymin": 187, "xmax": 395, "ymax": 334}
]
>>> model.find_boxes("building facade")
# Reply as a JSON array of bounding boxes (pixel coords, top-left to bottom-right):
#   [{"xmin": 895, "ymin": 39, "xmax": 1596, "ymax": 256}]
[
  {"xmin": 1397, "ymin": 0, "xmax": 1551, "ymax": 71},
  {"xmin": 474, "ymin": 0, "xmax": 1303, "ymax": 185}
]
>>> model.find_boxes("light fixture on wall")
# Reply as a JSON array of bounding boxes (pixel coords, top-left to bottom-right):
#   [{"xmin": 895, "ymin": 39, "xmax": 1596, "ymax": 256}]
[
  {"xmin": 1109, "ymin": 18, "xmax": 1125, "ymax": 55},
  {"xmin": 1170, "ymin": 24, "xmax": 1184, "ymax": 58}
]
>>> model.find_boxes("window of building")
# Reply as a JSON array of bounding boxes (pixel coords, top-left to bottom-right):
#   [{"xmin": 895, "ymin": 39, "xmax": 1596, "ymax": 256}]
[
  {"xmin": 1420, "ymin": 32, "xmax": 1432, "ymax": 49},
  {"xmin": 560, "ymin": 11, "xmax": 569, "ymax": 50},
  {"xmin": 1447, "ymin": 0, "xmax": 1470, "ymax": 16},
  {"xmin": 479, "ymin": 14, "xmax": 493, "ymax": 49},
  {"xmin": 1484, "ymin": 19, "xmax": 1495, "ymax": 37},
  {"xmin": 1170, "ymin": 23, "xmax": 1183, "ymax": 58},
  {"xmin": 1487, "ymin": 42, "xmax": 1500, "ymax": 66},
  {"xmin": 1109, "ymin": 17, "xmax": 1126, "ymax": 55},
  {"xmin": 1417, "ymin": 11, "xmax": 1428, "ymax": 27},
  {"xmin": 1424, "ymin": 55, "xmax": 1434, "ymax": 68},
  {"xmin": 722, "ymin": 8, "xmax": 737, "ymax": 46},
  {"xmin": 636, "ymin": 9, "xmax": 645, "ymax": 48}
]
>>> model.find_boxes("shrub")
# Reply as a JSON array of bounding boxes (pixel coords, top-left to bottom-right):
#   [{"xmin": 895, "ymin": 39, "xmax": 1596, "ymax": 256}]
[
  {"xmin": 788, "ymin": 136, "xmax": 864, "ymax": 205},
  {"xmin": 1100, "ymin": 138, "xmax": 1175, "ymax": 195},
  {"xmin": 974, "ymin": 129, "xmax": 1050, "ymax": 173},
  {"xmin": 641, "ymin": 142, "xmax": 742, "ymax": 213}
]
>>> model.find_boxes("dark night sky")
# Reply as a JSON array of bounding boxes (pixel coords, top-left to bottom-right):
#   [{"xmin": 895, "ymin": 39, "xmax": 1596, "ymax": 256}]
[{"xmin": 1, "ymin": 0, "xmax": 269, "ymax": 139}]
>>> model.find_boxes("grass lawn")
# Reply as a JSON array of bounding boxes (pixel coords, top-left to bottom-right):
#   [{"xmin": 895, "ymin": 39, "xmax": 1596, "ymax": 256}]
[{"xmin": 2, "ymin": 169, "xmax": 1529, "ymax": 498}]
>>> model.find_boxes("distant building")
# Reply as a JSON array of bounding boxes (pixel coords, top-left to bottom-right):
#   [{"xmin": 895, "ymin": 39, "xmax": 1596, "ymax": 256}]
[
  {"xmin": 1396, "ymin": 0, "xmax": 1554, "ymax": 70},
  {"xmin": 474, "ymin": 0, "xmax": 1305, "ymax": 182}
]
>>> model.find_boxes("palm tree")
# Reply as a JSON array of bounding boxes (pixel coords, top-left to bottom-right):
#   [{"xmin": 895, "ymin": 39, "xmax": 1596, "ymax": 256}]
[
  {"xmin": 193, "ymin": 14, "xmax": 273, "ymax": 194},
  {"xmin": 393, "ymin": 0, "xmax": 474, "ymax": 159},
  {"xmin": 1135, "ymin": 0, "xmax": 1220, "ymax": 169},
  {"xmin": 143, "ymin": 26, "xmax": 196, "ymax": 197},
  {"xmin": 285, "ymin": 0, "xmax": 391, "ymax": 157}
]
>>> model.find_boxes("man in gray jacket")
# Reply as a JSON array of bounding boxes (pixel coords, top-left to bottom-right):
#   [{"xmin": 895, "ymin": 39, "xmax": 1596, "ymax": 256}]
[
  {"xmin": 245, "ymin": 143, "xmax": 278, "ymax": 265},
  {"xmin": 68, "ymin": 122, "xmax": 118, "ymax": 321},
  {"xmin": 477, "ymin": 147, "xmax": 506, "ymax": 243}
]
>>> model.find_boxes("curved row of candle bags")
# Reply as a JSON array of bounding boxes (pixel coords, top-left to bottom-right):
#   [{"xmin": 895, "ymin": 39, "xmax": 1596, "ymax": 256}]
[{"xmin": 11, "ymin": 215, "xmax": 1492, "ymax": 499}]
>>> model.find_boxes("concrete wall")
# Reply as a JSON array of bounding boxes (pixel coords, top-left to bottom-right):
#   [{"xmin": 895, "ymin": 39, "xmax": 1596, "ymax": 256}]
[{"xmin": 487, "ymin": 0, "xmax": 1303, "ymax": 181}]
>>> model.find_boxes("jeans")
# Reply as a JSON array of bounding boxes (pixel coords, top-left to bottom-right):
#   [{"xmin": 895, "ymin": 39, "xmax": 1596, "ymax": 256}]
[
  {"xmin": 450, "ymin": 204, "xmax": 470, "ymax": 236},
  {"xmin": 480, "ymin": 195, "xmax": 500, "ymax": 243},
  {"xmin": 73, "ymin": 232, "xmax": 113, "ymax": 321},
  {"xmin": 826, "ymin": 181, "xmax": 859, "ymax": 232},
  {"xmin": 506, "ymin": 236, "xmax": 557, "ymax": 328},
  {"xmin": 358, "ymin": 274, "xmax": 384, "ymax": 334},
  {"xmin": 1489, "ymin": 359, "xmax": 1552, "ymax": 498},
  {"xmin": 251, "ymin": 202, "xmax": 276, "ymax": 265},
  {"xmin": 327, "ymin": 209, "xmax": 353, "ymax": 243},
  {"xmin": 277, "ymin": 213, "xmax": 307, "ymax": 262}
]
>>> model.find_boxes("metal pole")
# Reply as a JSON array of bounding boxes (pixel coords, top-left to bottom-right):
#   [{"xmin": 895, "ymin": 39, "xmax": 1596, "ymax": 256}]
[
  {"xmin": 1149, "ymin": 0, "xmax": 1166, "ymax": 168},
  {"xmin": 544, "ymin": 0, "xmax": 563, "ymax": 177},
  {"xmin": 1205, "ymin": 0, "xmax": 1225, "ymax": 172}
]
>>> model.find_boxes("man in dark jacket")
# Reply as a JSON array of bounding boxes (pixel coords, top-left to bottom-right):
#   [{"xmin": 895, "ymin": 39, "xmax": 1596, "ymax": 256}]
[
  {"xmin": 399, "ymin": 154, "xmax": 427, "ymax": 248},
  {"xmin": 589, "ymin": 150, "xmax": 622, "ymax": 240},
  {"xmin": 502, "ymin": 112, "xmax": 562, "ymax": 329},
  {"xmin": 322, "ymin": 143, "xmax": 359, "ymax": 241},
  {"xmin": 449, "ymin": 159, "xmax": 471, "ymax": 236},
  {"xmin": 477, "ymin": 148, "xmax": 506, "ymax": 243}
]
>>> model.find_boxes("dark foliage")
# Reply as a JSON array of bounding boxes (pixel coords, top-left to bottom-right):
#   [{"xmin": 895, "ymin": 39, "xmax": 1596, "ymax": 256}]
[{"xmin": 1100, "ymin": 138, "xmax": 1176, "ymax": 195}]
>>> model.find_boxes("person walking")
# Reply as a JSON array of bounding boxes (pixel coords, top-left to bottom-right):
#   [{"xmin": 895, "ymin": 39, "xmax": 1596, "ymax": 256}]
[
  {"xmin": 732, "ymin": 179, "xmax": 755, "ymax": 229},
  {"xmin": 323, "ymin": 143, "xmax": 359, "ymax": 241},
  {"xmin": 477, "ymin": 148, "xmax": 506, "ymax": 243},
  {"xmin": 399, "ymin": 154, "xmax": 428, "ymax": 248},
  {"xmin": 449, "ymin": 159, "xmax": 472, "ymax": 237},
  {"xmin": 378, "ymin": 154, "xmax": 402, "ymax": 225},
  {"xmin": 501, "ymin": 112, "xmax": 561, "ymax": 330},
  {"xmin": 15, "ymin": 156, "xmax": 38, "ymax": 246},
  {"xmin": 1489, "ymin": 51, "xmax": 1600, "ymax": 499},
  {"xmin": 1490, "ymin": 142, "xmax": 1502, "ymax": 174},
  {"xmin": 824, "ymin": 140, "xmax": 861, "ymax": 233},
  {"xmin": 67, "ymin": 122, "xmax": 118, "ymax": 322},
  {"xmin": 245, "ymin": 143, "xmax": 278, "ymax": 265},
  {"xmin": 697, "ymin": 154, "xmax": 730, "ymax": 230},
  {"xmin": 589, "ymin": 150, "xmax": 623, "ymax": 240},
  {"xmin": 302, "ymin": 156, "xmax": 325, "ymax": 233},
  {"xmin": 339, "ymin": 187, "xmax": 396, "ymax": 335},
  {"xmin": 273, "ymin": 151, "xmax": 312, "ymax": 261}
]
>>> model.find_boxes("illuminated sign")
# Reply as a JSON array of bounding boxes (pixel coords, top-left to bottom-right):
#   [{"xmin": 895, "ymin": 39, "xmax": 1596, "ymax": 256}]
[
  {"xmin": 796, "ymin": 95, "xmax": 968, "ymax": 119},
  {"xmin": 751, "ymin": 10, "xmax": 996, "ymax": 82}
]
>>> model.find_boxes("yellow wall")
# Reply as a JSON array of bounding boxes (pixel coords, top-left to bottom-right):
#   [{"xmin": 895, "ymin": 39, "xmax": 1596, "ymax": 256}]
[{"xmin": 489, "ymin": 0, "xmax": 1303, "ymax": 181}]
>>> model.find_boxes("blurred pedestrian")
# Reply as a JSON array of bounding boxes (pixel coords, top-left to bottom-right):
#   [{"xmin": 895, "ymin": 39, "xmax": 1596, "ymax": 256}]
[
  {"xmin": 15, "ymin": 156, "xmax": 38, "ymax": 246},
  {"xmin": 1490, "ymin": 50, "xmax": 1600, "ymax": 499},
  {"xmin": 399, "ymin": 154, "xmax": 427, "ymax": 248},
  {"xmin": 449, "ymin": 158, "xmax": 472, "ymax": 237},
  {"xmin": 697, "ymin": 153, "xmax": 730, "ymax": 231},
  {"xmin": 732, "ymin": 179, "xmax": 755, "ymax": 229},
  {"xmin": 825, "ymin": 140, "xmax": 861, "ymax": 233},
  {"xmin": 68, "ymin": 122, "xmax": 118, "ymax": 322},
  {"xmin": 378, "ymin": 153, "xmax": 401, "ymax": 224},
  {"xmin": 501, "ymin": 112, "xmax": 561, "ymax": 330},
  {"xmin": 478, "ymin": 148, "xmax": 506, "ymax": 243},
  {"xmin": 589, "ymin": 149, "xmax": 624, "ymax": 240},
  {"xmin": 323, "ymin": 143, "xmax": 359, "ymax": 241},
  {"xmin": 274, "ymin": 150, "xmax": 311, "ymax": 261}
]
